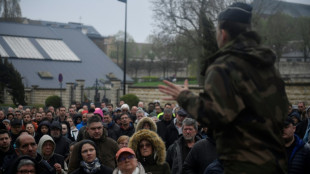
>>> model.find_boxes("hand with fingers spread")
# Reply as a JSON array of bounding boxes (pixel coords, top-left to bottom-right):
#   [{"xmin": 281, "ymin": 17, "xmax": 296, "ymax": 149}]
[{"xmin": 158, "ymin": 79, "xmax": 189, "ymax": 100}]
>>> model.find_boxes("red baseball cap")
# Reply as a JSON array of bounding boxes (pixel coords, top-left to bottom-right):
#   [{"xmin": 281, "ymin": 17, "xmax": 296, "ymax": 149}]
[{"xmin": 115, "ymin": 147, "xmax": 135, "ymax": 161}]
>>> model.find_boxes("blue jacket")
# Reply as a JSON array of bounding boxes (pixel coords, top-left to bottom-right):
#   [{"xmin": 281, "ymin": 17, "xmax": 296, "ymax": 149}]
[{"xmin": 287, "ymin": 134, "xmax": 310, "ymax": 174}]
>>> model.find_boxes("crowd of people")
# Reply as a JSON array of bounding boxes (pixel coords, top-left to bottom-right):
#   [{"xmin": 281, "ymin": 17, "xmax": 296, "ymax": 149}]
[
  {"xmin": 0, "ymin": 99, "xmax": 309, "ymax": 174},
  {"xmin": 0, "ymin": 100, "xmax": 209, "ymax": 174}
]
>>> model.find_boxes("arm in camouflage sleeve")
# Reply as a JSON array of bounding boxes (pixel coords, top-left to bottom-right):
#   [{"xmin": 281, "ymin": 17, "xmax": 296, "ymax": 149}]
[{"xmin": 160, "ymin": 65, "xmax": 245, "ymax": 129}]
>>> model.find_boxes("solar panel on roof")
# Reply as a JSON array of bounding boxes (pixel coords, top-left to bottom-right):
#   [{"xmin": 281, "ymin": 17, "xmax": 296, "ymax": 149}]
[
  {"xmin": 3, "ymin": 36, "xmax": 44, "ymax": 59},
  {"xmin": 0, "ymin": 44, "xmax": 9, "ymax": 57},
  {"xmin": 36, "ymin": 39, "xmax": 80, "ymax": 61}
]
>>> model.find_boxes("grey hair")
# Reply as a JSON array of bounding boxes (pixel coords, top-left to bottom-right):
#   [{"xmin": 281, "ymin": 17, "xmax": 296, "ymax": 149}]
[
  {"xmin": 17, "ymin": 159, "xmax": 35, "ymax": 170},
  {"xmin": 136, "ymin": 110, "xmax": 145, "ymax": 115},
  {"xmin": 182, "ymin": 118, "xmax": 198, "ymax": 131}
]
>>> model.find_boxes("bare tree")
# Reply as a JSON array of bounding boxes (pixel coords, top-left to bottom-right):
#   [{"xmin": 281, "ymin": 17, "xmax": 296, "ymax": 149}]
[{"xmin": 0, "ymin": 0, "xmax": 22, "ymax": 21}]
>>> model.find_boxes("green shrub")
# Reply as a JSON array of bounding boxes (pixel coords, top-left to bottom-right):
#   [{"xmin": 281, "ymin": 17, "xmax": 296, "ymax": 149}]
[
  {"xmin": 141, "ymin": 76, "xmax": 159, "ymax": 82},
  {"xmin": 120, "ymin": 94, "xmax": 140, "ymax": 108},
  {"xmin": 45, "ymin": 95, "xmax": 62, "ymax": 108}
]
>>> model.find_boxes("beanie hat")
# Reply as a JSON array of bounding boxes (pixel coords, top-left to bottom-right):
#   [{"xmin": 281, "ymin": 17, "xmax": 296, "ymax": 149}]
[{"xmin": 218, "ymin": 2, "xmax": 252, "ymax": 24}]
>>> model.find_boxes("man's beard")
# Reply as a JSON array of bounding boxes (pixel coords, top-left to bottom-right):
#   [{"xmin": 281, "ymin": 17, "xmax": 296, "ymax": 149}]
[{"xmin": 184, "ymin": 135, "xmax": 195, "ymax": 142}]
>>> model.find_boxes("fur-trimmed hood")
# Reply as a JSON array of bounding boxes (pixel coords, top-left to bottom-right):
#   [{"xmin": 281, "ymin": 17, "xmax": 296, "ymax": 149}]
[
  {"xmin": 129, "ymin": 129, "xmax": 166, "ymax": 165},
  {"xmin": 135, "ymin": 117, "xmax": 157, "ymax": 132}
]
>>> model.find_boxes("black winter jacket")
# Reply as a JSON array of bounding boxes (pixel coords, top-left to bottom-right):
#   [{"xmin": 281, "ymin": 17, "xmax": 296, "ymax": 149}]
[
  {"xmin": 183, "ymin": 137, "xmax": 218, "ymax": 174},
  {"xmin": 287, "ymin": 134, "xmax": 310, "ymax": 174}
]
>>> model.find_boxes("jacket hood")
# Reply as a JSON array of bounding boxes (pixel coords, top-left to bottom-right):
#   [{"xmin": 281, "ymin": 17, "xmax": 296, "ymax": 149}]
[
  {"xmin": 129, "ymin": 129, "xmax": 166, "ymax": 165},
  {"xmin": 201, "ymin": 31, "xmax": 276, "ymax": 75},
  {"xmin": 94, "ymin": 108, "xmax": 103, "ymax": 118},
  {"xmin": 135, "ymin": 117, "xmax": 157, "ymax": 132},
  {"xmin": 37, "ymin": 121, "xmax": 50, "ymax": 134},
  {"xmin": 37, "ymin": 135, "xmax": 55, "ymax": 160},
  {"xmin": 50, "ymin": 121, "xmax": 61, "ymax": 130}
]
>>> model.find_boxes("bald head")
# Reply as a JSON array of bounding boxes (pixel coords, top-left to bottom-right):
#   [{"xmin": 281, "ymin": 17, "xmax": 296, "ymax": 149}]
[{"xmin": 15, "ymin": 134, "xmax": 37, "ymax": 158}]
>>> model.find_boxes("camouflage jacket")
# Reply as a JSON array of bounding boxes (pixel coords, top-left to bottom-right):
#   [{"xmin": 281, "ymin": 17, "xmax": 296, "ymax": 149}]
[{"xmin": 177, "ymin": 31, "xmax": 288, "ymax": 172}]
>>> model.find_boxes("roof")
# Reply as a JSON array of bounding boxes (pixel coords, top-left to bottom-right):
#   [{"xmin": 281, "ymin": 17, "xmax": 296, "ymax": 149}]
[
  {"xmin": 252, "ymin": 0, "xmax": 310, "ymax": 17},
  {"xmin": 0, "ymin": 22, "xmax": 132, "ymax": 89}
]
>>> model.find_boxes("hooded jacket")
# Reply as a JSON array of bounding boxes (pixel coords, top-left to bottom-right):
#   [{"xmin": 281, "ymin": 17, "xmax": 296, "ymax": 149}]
[
  {"xmin": 129, "ymin": 129, "xmax": 170, "ymax": 174},
  {"xmin": 177, "ymin": 31, "xmax": 288, "ymax": 173},
  {"xmin": 135, "ymin": 116, "xmax": 157, "ymax": 132},
  {"xmin": 68, "ymin": 126, "xmax": 119, "ymax": 173},
  {"xmin": 35, "ymin": 121, "xmax": 51, "ymax": 143},
  {"xmin": 37, "ymin": 135, "xmax": 65, "ymax": 174}
]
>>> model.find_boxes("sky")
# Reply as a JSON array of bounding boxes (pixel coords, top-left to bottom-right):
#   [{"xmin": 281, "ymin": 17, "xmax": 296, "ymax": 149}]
[{"xmin": 20, "ymin": 0, "xmax": 310, "ymax": 43}]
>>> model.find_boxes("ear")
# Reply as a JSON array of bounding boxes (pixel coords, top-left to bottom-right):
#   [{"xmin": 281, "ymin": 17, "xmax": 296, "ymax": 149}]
[
  {"xmin": 221, "ymin": 29, "xmax": 229, "ymax": 43},
  {"xmin": 293, "ymin": 126, "xmax": 296, "ymax": 133}
]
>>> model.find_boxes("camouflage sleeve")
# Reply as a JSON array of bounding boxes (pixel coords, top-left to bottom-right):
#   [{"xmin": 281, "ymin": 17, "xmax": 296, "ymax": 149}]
[{"xmin": 177, "ymin": 65, "xmax": 245, "ymax": 128}]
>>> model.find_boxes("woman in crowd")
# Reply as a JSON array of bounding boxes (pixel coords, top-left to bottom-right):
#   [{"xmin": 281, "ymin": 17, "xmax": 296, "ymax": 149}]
[
  {"xmin": 129, "ymin": 129, "xmax": 170, "ymax": 174},
  {"xmin": 117, "ymin": 135, "xmax": 129, "ymax": 149},
  {"xmin": 113, "ymin": 148, "xmax": 145, "ymax": 174},
  {"xmin": 71, "ymin": 140, "xmax": 113, "ymax": 174},
  {"xmin": 135, "ymin": 117, "xmax": 157, "ymax": 132}
]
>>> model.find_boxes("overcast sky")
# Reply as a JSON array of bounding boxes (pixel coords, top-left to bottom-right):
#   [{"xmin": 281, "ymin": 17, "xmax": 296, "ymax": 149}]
[{"xmin": 20, "ymin": 0, "xmax": 310, "ymax": 43}]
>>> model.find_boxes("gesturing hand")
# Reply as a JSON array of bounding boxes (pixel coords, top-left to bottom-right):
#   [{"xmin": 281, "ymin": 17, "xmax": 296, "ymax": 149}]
[{"xmin": 158, "ymin": 80, "xmax": 189, "ymax": 100}]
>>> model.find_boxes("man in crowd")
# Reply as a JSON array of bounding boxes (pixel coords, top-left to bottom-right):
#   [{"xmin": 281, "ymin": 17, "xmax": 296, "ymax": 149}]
[
  {"xmin": 283, "ymin": 117, "xmax": 310, "ymax": 173},
  {"xmin": 119, "ymin": 113, "xmax": 135, "ymax": 137},
  {"xmin": 156, "ymin": 108, "xmax": 174, "ymax": 140},
  {"xmin": 4, "ymin": 134, "xmax": 53, "ymax": 173},
  {"xmin": 9, "ymin": 118, "xmax": 22, "ymax": 144},
  {"xmin": 0, "ymin": 129, "xmax": 15, "ymax": 172},
  {"xmin": 165, "ymin": 108, "xmax": 188, "ymax": 148},
  {"xmin": 68, "ymin": 115, "xmax": 119, "ymax": 173},
  {"xmin": 103, "ymin": 112, "xmax": 121, "ymax": 141},
  {"xmin": 297, "ymin": 102, "xmax": 306, "ymax": 116},
  {"xmin": 50, "ymin": 121, "xmax": 71, "ymax": 159},
  {"xmin": 166, "ymin": 118, "xmax": 201, "ymax": 174},
  {"xmin": 55, "ymin": 106, "xmax": 67, "ymax": 122},
  {"xmin": 159, "ymin": 2, "xmax": 288, "ymax": 173}
]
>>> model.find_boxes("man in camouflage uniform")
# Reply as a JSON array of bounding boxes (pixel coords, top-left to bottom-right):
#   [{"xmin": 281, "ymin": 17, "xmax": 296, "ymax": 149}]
[{"xmin": 159, "ymin": 2, "xmax": 288, "ymax": 174}]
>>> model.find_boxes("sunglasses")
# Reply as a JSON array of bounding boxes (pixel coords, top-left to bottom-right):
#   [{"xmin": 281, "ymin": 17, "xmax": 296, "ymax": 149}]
[
  {"xmin": 118, "ymin": 154, "xmax": 135, "ymax": 162},
  {"xmin": 139, "ymin": 143, "xmax": 151, "ymax": 149}
]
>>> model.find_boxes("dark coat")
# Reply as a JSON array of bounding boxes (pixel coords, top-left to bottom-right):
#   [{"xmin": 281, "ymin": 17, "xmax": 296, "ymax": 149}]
[
  {"xmin": 166, "ymin": 135, "xmax": 201, "ymax": 174},
  {"xmin": 119, "ymin": 123, "xmax": 135, "ymax": 137},
  {"xmin": 71, "ymin": 165, "xmax": 113, "ymax": 174},
  {"xmin": 53, "ymin": 136, "xmax": 71, "ymax": 158},
  {"xmin": 156, "ymin": 119, "xmax": 173, "ymax": 140},
  {"xmin": 183, "ymin": 137, "xmax": 218, "ymax": 174},
  {"xmin": 287, "ymin": 135, "xmax": 310, "ymax": 174},
  {"xmin": 105, "ymin": 121, "xmax": 121, "ymax": 141},
  {"xmin": 68, "ymin": 128, "xmax": 119, "ymax": 173},
  {"xmin": 164, "ymin": 119, "xmax": 181, "ymax": 148}
]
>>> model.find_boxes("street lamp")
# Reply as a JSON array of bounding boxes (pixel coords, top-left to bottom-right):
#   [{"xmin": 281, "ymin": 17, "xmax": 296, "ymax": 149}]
[{"xmin": 118, "ymin": 0, "xmax": 127, "ymax": 95}]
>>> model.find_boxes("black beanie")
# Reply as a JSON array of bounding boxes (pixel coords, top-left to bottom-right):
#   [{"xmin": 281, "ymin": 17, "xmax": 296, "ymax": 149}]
[{"xmin": 218, "ymin": 2, "xmax": 252, "ymax": 24}]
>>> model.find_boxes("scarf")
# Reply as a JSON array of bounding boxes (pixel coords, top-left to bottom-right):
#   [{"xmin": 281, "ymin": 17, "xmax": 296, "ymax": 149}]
[{"xmin": 80, "ymin": 157, "xmax": 101, "ymax": 174}]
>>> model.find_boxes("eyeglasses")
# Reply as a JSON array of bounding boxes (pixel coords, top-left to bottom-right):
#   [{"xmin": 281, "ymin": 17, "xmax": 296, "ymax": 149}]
[
  {"xmin": 118, "ymin": 154, "xmax": 135, "ymax": 162},
  {"xmin": 139, "ymin": 143, "xmax": 151, "ymax": 149}
]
